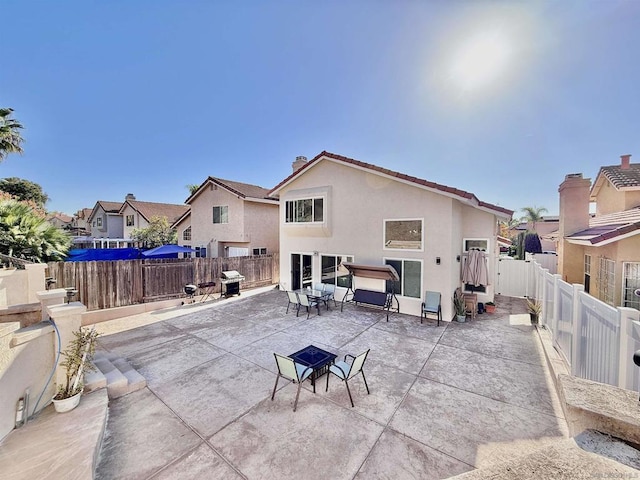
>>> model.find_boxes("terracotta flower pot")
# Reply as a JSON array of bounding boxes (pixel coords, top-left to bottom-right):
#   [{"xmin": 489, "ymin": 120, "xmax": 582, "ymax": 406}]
[{"xmin": 485, "ymin": 304, "xmax": 496, "ymax": 314}]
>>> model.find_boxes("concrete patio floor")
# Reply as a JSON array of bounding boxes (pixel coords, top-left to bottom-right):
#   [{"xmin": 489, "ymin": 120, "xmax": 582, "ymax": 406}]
[{"xmin": 90, "ymin": 287, "xmax": 573, "ymax": 479}]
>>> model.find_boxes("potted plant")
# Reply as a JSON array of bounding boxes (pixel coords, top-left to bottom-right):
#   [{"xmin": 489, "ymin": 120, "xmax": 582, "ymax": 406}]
[
  {"xmin": 485, "ymin": 301, "xmax": 496, "ymax": 314},
  {"xmin": 526, "ymin": 299, "xmax": 542, "ymax": 325},
  {"xmin": 453, "ymin": 289, "xmax": 467, "ymax": 323},
  {"xmin": 52, "ymin": 327, "xmax": 99, "ymax": 413}
]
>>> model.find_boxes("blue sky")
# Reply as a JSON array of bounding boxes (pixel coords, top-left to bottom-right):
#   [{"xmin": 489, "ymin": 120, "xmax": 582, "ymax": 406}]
[{"xmin": 2, "ymin": 1, "xmax": 639, "ymax": 217}]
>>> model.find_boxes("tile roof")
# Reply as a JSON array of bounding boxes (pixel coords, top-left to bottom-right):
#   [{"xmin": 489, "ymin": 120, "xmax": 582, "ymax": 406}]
[
  {"xmin": 566, "ymin": 206, "xmax": 640, "ymax": 245},
  {"xmin": 209, "ymin": 177, "xmax": 273, "ymax": 200},
  {"xmin": 96, "ymin": 201, "xmax": 123, "ymax": 213},
  {"xmin": 186, "ymin": 177, "xmax": 275, "ymax": 204},
  {"xmin": 269, "ymin": 151, "xmax": 513, "ymax": 217},
  {"xmin": 599, "ymin": 163, "xmax": 640, "ymax": 190},
  {"xmin": 124, "ymin": 200, "xmax": 190, "ymax": 223}
]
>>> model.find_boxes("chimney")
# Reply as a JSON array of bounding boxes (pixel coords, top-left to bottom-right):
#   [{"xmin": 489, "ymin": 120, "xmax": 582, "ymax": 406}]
[
  {"xmin": 292, "ymin": 156, "xmax": 307, "ymax": 173},
  {"xmin": 621, "ymin": 154, "xmax": 631, "ymax": 170},
  {"xmin": 125, "ymin": 193, "xmax": 136, "ymax": 201},
  {"xmin": 558, "ymin": 173, "xmax": 591, "ymax": 282}
]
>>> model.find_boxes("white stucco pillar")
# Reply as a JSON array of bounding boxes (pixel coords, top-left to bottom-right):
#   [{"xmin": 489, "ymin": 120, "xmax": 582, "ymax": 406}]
[
  {"xmin": 36, "ymin": 288, "xmax": 67, "ymax": 322},
  {"xmin": 47, "ymin": 302, "xmax": 87, "ymax": 388},
  {"xmin": 24, "ymin": 264, "xmax": 47, "ymax": 304}
]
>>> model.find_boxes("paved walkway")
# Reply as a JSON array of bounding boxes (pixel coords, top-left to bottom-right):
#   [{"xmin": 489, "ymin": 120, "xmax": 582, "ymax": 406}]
[{"xmin": 90, "ymin": 289, "xmax": 572, "ymax": 479}]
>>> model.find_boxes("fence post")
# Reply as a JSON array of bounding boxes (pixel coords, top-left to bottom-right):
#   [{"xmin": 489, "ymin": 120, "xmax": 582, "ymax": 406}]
[
  {"xmin": 570, "ymin": 284, "xmax": 585, "ymax": 377},
  {"xmin": 617, "ymin": 306, "xmax": 640, "ymax": 391},
  {"xmin": 552, "ymin": 273, "xmax": 562, "ymax": 329}
]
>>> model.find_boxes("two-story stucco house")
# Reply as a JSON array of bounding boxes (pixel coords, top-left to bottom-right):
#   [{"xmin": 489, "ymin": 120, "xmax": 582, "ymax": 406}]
[
  {"xmin": 558, "ymin": 154, "xmax": 640, "ymax": 309},
  {"xmin": 119, "ymin": 196, "xmax": 189, "ymax": 242},
  {"xmin": 87, "ymin": 200, "xmax": 126, "ymax": 244},
  {"xmin": 172, "ymin": 177, "xmax": 279, "ymax": 258},
  {"xmin": 269, "ymin": 151, "xmax": 513, "ymax": 321}
]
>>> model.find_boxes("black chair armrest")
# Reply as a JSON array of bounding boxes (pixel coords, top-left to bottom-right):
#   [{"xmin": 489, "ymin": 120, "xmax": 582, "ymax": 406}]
[{"xmin": 345, "ymin": 354, "xmax": 356, "ymax": 362}]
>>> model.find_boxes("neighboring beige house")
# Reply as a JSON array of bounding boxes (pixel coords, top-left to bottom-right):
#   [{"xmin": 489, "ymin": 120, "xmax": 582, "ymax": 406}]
[
  {"xmin": 269, "ymin": 151, "xmax": 513, "ymax": 320},
  {"xmin": 46, "ymin": 212, "xmax": 73, "ymax": 230},
  {"xmin": 119, "ymin": 195, "xmax": 189, "ymax": 243},
  {"xmin": 71, "ymin": 207, "xmax": 93, "ymax": 235},
  {"xmin": 172, "ymin": 177, "xmax": 279, "ymax": 258},
  {"xmin": 558, "ymin": 154, "xmax": 640, "ymax": 309},
  {"xmin": 511, "ymin": 216, "xmax": 559, "ymax": 252}
]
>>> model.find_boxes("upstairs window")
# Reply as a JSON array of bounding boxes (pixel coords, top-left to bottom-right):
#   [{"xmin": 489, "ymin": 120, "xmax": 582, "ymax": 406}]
[
  {"xmin": 96, "ymin": 217, "xmax": 102, "ymax": 227},
  {"xmin": 253, "ymin": 248, "xmax": 267, "ymax": 255},
  {"xmin": 126, "ymin": 215, "xmax": 134, "ymax": 227},
  {"xmin": 213, "ymin": 206, "xmax": 228, "ymax": 224},
  {"xmin": 285, "ymin": 198, "xmax": 323, "ymax": 223},
  {"xmin": 384, "ymin": 219, "xmax": 423, "ymax": 250},
  {"xmin": 183, "ymin": 226, "xmax": 191, "ymax": 241}
]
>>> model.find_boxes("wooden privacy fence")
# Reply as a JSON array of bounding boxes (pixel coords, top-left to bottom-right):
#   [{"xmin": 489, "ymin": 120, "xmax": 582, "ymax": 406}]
[{"xmin": 46, "ymin": 254, "xmax": 280, "ymax": 311}]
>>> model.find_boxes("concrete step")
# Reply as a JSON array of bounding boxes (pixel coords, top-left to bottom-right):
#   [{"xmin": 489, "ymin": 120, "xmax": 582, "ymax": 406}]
[
  {"xmin": 88, "ymin": 351, "xmax": 146, "ymax": 399},
  {"xmin": 450, "ymin": 431, "xmax": 640, "ymax": 479}
]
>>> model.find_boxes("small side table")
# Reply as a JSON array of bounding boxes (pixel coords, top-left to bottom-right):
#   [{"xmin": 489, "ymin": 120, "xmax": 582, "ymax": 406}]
[{"xmin": 464, "ymin": 293, "xmax": 477, "ymax": 319}]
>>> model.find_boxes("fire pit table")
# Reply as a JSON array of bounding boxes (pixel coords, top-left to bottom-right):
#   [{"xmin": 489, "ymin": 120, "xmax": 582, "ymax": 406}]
[{"xmin": 289, "ymin": 345, "xmax": 337, "ymax": 393}]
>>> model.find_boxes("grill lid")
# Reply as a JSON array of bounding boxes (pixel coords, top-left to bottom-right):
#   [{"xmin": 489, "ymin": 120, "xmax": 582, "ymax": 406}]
[{"xmin": 221, "ymin": 270, "xmax": 242, "ymax": 279}]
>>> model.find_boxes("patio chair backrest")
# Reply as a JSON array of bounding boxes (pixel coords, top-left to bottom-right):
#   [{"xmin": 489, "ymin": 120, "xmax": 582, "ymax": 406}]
[
  {"xmin": 313, "ymin": 282, "xmax": 324, "ymax": 292},
  {"xmin": 298, "ymin": 293, "xmax": 313, "ymax": 307},
  {"xmin": 274, "ymin": 353, "xmax": 299, "ymax": 381},
  {"xmin": 287, "ymin": 291, "xmax": 299, "ymax": 304},
  {"xmin": 348, "ymin": 349, "xmax": 370, "ymax": 380},
  {"xmin": 424, "ymin": 291, "xmax": 440, "ymax": 310},
  {"xmin": 323, "ymin": 283, "xmax": 336, "ymax": 295}
]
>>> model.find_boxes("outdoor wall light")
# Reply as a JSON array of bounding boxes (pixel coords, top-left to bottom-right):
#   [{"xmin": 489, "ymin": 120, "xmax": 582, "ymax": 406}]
[
  {"xmin": 456, "ymin": 255, "xmax": 461, "ymax": 262},
  {"xmin": 436, "ymin": 257, "xmax": 441, "ymax": 265},
  {"xmin": 65, "ymin": 287, "xmax": 77, "ymax": 304}
]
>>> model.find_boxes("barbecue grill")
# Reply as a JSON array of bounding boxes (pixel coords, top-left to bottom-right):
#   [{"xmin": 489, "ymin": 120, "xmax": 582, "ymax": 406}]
[
  {"xmin": 183, "ymin": 284, "xmax": 198, "ymax": 304},
  {"xmin": 220, "ymin": 270, "xmax": 245, "ymax": 297}
]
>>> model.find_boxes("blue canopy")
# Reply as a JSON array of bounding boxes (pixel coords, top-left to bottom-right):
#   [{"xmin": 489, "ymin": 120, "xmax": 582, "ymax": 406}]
[
  {"xmin": 66, "ymin": 248, "xmax": 142, "ymax": 261},
  {"xmin": 141, "ymin": 244, "xmax": 196, "ymax": 258}
]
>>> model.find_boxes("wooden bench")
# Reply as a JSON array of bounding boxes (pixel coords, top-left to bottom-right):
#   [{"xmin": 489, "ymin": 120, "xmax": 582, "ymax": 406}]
[{"xmin": 342, "ymin": 288, "xmax": 398, "ymax": 321}]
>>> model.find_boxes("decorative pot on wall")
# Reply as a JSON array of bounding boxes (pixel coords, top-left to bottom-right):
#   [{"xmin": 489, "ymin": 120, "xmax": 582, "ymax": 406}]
[
  {"xmin": 52, "ymin": 390, "xmax": 83, "ymax": 413},
  {"xmin": 456, "ymin": 314, "xmax": 466, "ymax": 323}
]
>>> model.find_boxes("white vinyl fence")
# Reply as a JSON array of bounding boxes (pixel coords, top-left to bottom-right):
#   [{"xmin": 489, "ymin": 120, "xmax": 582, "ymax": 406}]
[{"xmin": 531, "ymin": 262, "xmax": 640, "ymax": 392}]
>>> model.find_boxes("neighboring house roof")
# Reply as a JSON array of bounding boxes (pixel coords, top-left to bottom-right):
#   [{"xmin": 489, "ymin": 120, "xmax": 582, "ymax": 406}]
[
  {"xmin": 590, "ymin": 162, "xmax": 640, "ymax": 199},
  {"xmin": 186, "ymin": 177, "xmax": 277, "ymax": 205},
  {"xmin": 566, "ymin": 206, "xmax": 640, "ymax": 246},
  {"xmin": 269, "ymin": 151, "xmax": 513, "ymax": 219},
  {"xmin": 48, "ymin": 213, "xmax": 73, "ymax": 223},
  {"xmin": 76, "ymin": 208, "xmax": 93, "ymax": 219},
  {"xmin": 120, "ymin": 200, "xmax": 190, "ymax": 224},
  {"xmin": 88, "ymin": 201, "xmax": 122, "ymax": 221}
]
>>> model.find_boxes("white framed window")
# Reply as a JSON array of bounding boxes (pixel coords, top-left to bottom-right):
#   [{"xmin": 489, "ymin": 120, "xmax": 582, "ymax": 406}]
[
  {"xmin": 183, "ymin": 226, "xmax": 191, "ymax": 241},
  {"xmin": 598, "ymin": 257, "xmax": 615, "ymax": 306},
  {"xmin": 213, "ymin": 206, "xmax": 228, "ymax": 224},
  {"xmin": 384, "ymin": 219, "xmax": 423, "ymax": 251},
  {"xmin": 96, "ymin": 217, "xmax": 102, "ymax": 227},
  {"xmin": 622, "ymin": 262, "xmax": 640, "ymax": 310},
  {"xmin": 252, "ymin": 247, "xmax": 267, "ymax": 255},
  {"xmin": 384, "ymin": 258, "xmax": 422, "ymax": 298},
  {"xmin": 195, "ymin": 246, "xmax": 207, "ymax": 258},
  {"xmin": 584, "ymin": 254, "xmax": 591, "ymax": 294},
  {"xmin": 321, "ymin": 254, "xmax": 354, "ymax": 288},
  {"xmin": 463, "ymin": 238, "xmax": 489, "ymax": 252},
  {"xmin": 182, "ymin": 245, "xmax": 192, "ymax": 258},
  {"xmin": 126, "ymin": 215, "xmax": 134, "ymax": 227},
  {"xmin": 285, "ymin": 198, "xmax": 324, "ymax": 223}
]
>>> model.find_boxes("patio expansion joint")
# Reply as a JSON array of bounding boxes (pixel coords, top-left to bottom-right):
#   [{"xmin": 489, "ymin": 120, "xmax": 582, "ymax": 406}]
[{"xmin": 144, "ymin": 385, "xmax": 250, "ymax": 480}]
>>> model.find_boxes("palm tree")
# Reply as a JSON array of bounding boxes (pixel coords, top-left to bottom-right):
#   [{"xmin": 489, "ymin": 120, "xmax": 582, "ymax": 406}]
[
  {"xmin": 520, "ymin": 206, "xmax": 548, "ymax": 232},
  {"xmin": 0, "ymin": 199, "xmax": 70, "ymax": 261},
  {"xmin": 0, "ymin": 108, "xmax": 24, "ymax": 162}
]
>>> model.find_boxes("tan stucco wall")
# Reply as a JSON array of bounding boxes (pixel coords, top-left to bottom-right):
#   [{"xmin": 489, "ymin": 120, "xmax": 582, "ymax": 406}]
[
  {"xmin": 595, "ymin": 181, "xmax": 640, "ymax": 215},
  {"xmin": 278, "ymin": 159, "xmax": 500, "ymax": 320},
  {"xmin": 185, "ymin": 184, "xmax": 278, "ymax": 257},
  {"xmin": 121, "ymin": 204, "xmax": 149, "ymax": 239},
  {"xmin": 243, "ymin": 201, "xmax": 279, "ymax": 254}
]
